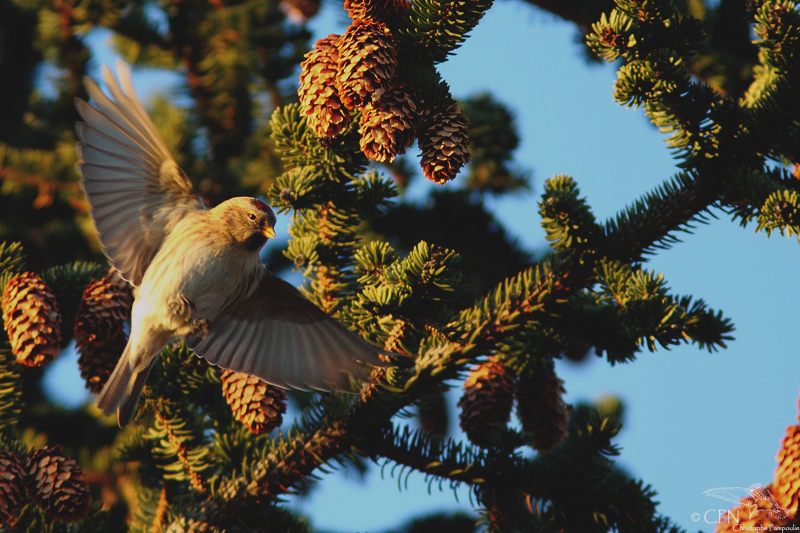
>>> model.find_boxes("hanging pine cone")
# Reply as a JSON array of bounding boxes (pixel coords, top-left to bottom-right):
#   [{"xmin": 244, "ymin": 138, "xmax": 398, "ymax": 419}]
[
  {"xmin": 418, "ymin": 104, "xmax": 471, "ymax": 184},
  {"xmin": 343, "ymin": 0, "xmax": 409, "ymax": 24},
  {"xmin": 222, "ymin": 370, "xmax": 287, "ymax": 435},
  {"xmin": 74, "ymin": 272, "xmax": 132, "ymax": 392},
  {"xmin": 2, "ymin": 272, "xmax": 61, "ymax": 367},
  {"xmin": 74, "ymin": 272, "xmax": 132, "ymax": 350},
  {"xmin": 774, "ymin": 404, "xmax": 800, "ymax": 519},
  {"xmin": 298, "ymin": 35, "xmax": 351, "ymax": 138},
  {"xmin": 336, "ymin": 20, "xmax": 397, "ymax": 110},
  {"xmin": 25, "ymin": 446, "xmax": 90, "ymax": 523},
  {"xmin": 0, "ymin": 451, "xmax": 27, "ymax": 525},
  {"xmin": 457, "ymin": 357, "xmax": 515, "ymax": 447},
  {"xmin": 78, "ymin": 332, "xmax": 127, "ymax": 394},
  {"xmin": 516, "ymin": 366, "xmax": 568, "ymax": 454},
  {"xmin": 359, "ymin": 85, "xmax": 421, "ymax": 162}
]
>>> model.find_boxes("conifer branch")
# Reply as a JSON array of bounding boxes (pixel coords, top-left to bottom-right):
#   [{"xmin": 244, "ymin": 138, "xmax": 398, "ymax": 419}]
[
  {"xmin": 365, "ymin": 425, "xmax": 495, "ymax": 487},
  {"xmin": 601, "ymin": 171, "xmax": 718, "ymax": 262},
  {"xmin": 151, "ymin": 486, "xmax": 169, "ymax": 533},
  {"xmin": 152, "ymin": 401, "xmax": 210, "ymax": 495}
]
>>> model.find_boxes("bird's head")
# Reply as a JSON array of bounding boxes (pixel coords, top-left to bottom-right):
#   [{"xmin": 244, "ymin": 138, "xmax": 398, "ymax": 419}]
[{"xmin": 215, "ymin": 197, "xmax": 277, "ymax": 252}]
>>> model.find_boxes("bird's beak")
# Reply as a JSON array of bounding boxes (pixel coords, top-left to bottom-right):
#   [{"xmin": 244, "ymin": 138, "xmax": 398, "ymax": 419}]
[{"xmin": 263, "ymin": 226, "xmax": 276, "ymax": 239}]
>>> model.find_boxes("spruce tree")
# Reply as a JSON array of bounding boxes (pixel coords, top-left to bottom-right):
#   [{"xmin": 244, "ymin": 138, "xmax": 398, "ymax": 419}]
[{"xmin": 0, "ymin": 0, "xmax": 799, "ymax": 531}]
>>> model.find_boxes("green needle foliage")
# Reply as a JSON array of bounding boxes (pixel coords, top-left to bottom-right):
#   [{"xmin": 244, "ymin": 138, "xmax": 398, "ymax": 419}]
[{"xmin": 0, "ymin": 0, "xmax": 798, "ymax": 531}]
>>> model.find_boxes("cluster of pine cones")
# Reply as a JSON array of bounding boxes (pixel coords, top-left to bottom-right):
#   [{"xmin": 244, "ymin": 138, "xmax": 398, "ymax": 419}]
[
  {"xmin": 457, "ymin": 356, "xmax": 570, "ymax": 453},
  {"xmin": 1, "ymin": 271, "xmax": 286, "ymax": 435},
  {"xmin": 297, "ymin": 0, "xmax": 471, "ymax": 184},
  {"xmin": 0, "ymin": 446, "xmax": 90, "ymax": 524}
]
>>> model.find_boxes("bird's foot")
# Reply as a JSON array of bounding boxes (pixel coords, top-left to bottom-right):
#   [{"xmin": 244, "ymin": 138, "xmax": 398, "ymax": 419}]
[
  {"xmin": 189, "ymin": 318, "xmax": 210, "ymax": 340},
  {"xmin": 169, "ymin": 295, "xmax": 196, "ymax": 320}
]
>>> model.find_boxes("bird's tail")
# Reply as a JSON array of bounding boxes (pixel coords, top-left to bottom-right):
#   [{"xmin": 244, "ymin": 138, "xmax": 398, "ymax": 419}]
[{"xmin": 96, "ymin": 343, "xmax": 152, "ymax": 427}]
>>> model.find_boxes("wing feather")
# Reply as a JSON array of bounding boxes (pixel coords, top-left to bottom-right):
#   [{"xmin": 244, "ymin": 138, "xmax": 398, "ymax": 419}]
[
  {"xmin": 187, "ymin": 270, "xmax": 389, "ymax": 391},
  {"xmin": 76, "ymin": 126, "xmax": 151, "ymax": 165},
  {"xmin": 279, "ymin": 327, "xmax": 308, "ymax": 389},
  {"xmin": 83, "ymin": 77, "xmax": 164, "ymax": 158},
  {"xmin": 79, "ymin": 146, "xmax": 149, "ymax": 172},
  {"xmin": 238, "ymin": 318, "xmax": 267, "ymax": 376},
  {"xmin": 303, "ymin": 324, "xmax": 335, "ymax": 390},
  {"xmin": 103, "ymin": 65, "xmax": 172, "ymax": 155},
  {"xmin": 75, "ymin": 99, "xmax": 153, "ymax": 160},
  {"xmin": 90, "ymin": 196, "xmax": 145, "ymax": 221},
  {"xmin": 75, "ymin": 60, "xmax": 202, "ymax": 286}
]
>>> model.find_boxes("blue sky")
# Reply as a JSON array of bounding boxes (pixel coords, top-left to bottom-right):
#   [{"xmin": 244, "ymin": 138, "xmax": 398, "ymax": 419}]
[{"xmin": 50, "ymin": 1, "xmax": 800, "ymax": 530}]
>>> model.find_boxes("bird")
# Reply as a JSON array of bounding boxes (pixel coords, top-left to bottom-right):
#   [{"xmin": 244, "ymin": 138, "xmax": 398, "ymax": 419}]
[{"xmin": 74, "ymin": 60, "xmax": 388, "ymax": 426}]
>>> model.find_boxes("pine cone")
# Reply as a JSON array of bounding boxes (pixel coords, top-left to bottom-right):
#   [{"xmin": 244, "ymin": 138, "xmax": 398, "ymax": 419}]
[
  {"xmin": 418, "ymin": 105, "xmax": 471, "ymax": 185},
  {"xmin": 359, "ymin": 85, "xmax": 420, "ymax": 162},
  {"xmin": 774, "ymin": 407, "xmax": 800, "ymax": 518},
  {"xmin": 74, "ymin": 273, "xmax": 132, "ymax": 392},
  {"xmin": 78, "ymin": 332, "xmax": 126, "ymax": 394},
  {"xmin": 457, "ymin": 357, "xmax": 514, "ymax": 447},
  {"xmin": 74, "ymin": 272, "xmax": 132, "ymax": 350},
  {"xmin": 516, "ymin": 366, "xmax": 568, "ymax": 454},
  {"xmin": 2, "ymin": 272, "xmax": 61, "ymax": 367},
  {"xmin": 25, "ymin": 446, "xmax": 90, "ymax": 522},
  {"xmin": 0, "ymin": 451, "xmax": 27, "ymax": 524},
  {"xmin": 336, "ymin": 20, "xmax": 397, "ymax": 110},
  {"xmin": 222, "ymin": 370, "xmax": 287, "ymax": 435},
  {"xmin": 344, "ymin": 0, "xmax": 409, "ymax": 24},
  {"xmin": 298, "ymin": 35, "xmax": 351, "ymax": 138}
]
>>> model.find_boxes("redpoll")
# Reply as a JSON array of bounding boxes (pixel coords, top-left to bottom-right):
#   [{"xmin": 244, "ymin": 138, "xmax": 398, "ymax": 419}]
[{"xmin": 75, "ymin": 61, "xmax": 386, "ymax": 426}]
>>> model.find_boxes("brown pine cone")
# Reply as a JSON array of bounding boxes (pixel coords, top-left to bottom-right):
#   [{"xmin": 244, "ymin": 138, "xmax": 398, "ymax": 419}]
[
  {"xmin": 77, "ymin": 331, "xmax": 126, "ymax": 393},
  {"xmin": 222, "ymin": 370, "xmax": 287, "ymax": 435},
  {"xmin": 74, "ymin": 272, "xmax": 132, "ymax": 392},
  {"xmin": 25, "ymin": 446, "xmax": 90, "ymax": 522},
  {"xmin": 344, "ymin": 0, "xmax": 409, "ymax": 24},
  {"xmin": 336, "ymin": 20, "xmax": 397, "ymax": 110},
  {"xmin": 0, "ymin": 451, "xmax": 27, "ymax": 524},
  {"xmin": 359, "ymin": 85, "xmax": 420, "ymax": 163},
  {"xmin": 516, "ymin": 366, "xmax": 568, "ymax": 454},
  {"xmin": 457, "ymin": 357, "xmax": 515, "ymax": 447},
  {"xmin": 774, "ymin": 405, "xmax": 800, "ymax": 519},
  {"xmin": 74, "ymin": 272, "xmax": 132, "ymax": 351},
  {"xmin": 2, "ymin": 272, "xmax": 61, "ymax": 367},
  {"xmin": 298, "ymin": 35, "xmax": 351, "ymax": 138},
  {"xmin": 418, "ymin": 105, "xmax": 471, "ymax": 185}
]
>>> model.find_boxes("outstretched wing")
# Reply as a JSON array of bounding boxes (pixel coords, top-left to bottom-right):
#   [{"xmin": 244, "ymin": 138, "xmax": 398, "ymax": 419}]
[
  {"xmin": 187, "ymin": 270, "xmax": 389, "ymax": 391},
  {"xmin": 75, "ymin": 60, "xmax": 203, "ymax": 286},
  {"xmin": 702, "ymin": 487, "xmax": 755, "ymax": 504}
]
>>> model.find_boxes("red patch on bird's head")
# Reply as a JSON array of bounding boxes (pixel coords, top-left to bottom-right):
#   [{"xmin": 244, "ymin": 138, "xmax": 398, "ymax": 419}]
[
  {"xmin": 251, "ymin": 198, "xmax": 271, "ymax": 214},
  {"xmin": 251, "ymin": 198, "xmax": 276, "ymax": 228}
]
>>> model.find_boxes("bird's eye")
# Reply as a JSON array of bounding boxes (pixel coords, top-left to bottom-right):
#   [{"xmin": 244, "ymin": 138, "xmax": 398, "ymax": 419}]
[{"xmin": 248, "ymin": 213, "xmax": 257, "ymax": 221}]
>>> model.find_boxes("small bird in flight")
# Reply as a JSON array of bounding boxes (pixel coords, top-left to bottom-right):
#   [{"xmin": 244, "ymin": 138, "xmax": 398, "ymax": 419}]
[{"xmin": 75, "ymin": 60, "xmax": 387, "ymax": 426}]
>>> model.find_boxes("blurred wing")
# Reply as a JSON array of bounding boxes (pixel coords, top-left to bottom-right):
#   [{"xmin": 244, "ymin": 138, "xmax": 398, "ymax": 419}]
[
  {"xmin": 187, "ymin": 270, "xmax": 388, "ymax": 391},
  {"xmin": 75, "ymin": 60, "xmax": 203, "ymax": 286},
  {"xmin": 702, "ymin": 487, "xmax": 753, "ymax": 504}
]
